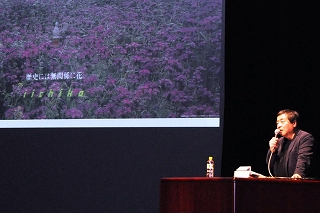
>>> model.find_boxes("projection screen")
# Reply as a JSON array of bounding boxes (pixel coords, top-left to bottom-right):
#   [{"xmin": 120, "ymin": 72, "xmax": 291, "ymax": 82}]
[{"xmin": 0, "ymin": 0, "xmax": 223, "ymax": 128}]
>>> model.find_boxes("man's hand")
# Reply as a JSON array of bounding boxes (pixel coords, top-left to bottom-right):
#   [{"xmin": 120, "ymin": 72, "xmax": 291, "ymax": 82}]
[
  {"xmin": 291, "ymin": 174, "xmax": 302, "ymax": 179},
  {"xmin": 269, "ymin": 137, "xmax": 279, "ymax": 153}
]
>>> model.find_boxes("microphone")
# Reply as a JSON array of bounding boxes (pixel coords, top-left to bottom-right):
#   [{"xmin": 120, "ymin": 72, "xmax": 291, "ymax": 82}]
[{"xmin": 274, "ymin": 129, "xmax": 280, "ymax": 137}]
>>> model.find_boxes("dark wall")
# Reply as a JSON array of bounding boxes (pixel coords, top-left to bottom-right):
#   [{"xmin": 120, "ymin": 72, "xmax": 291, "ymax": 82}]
[
  {"xmin": 222, "ymin": 2, "xmax": 320, "ymax": 176},
  {"xmin": 0, "ymin": 128, "xmax": 222, "ymax": 213}
]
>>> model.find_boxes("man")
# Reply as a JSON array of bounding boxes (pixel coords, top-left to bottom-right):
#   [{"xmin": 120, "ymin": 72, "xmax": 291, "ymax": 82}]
[{"xmin": 266, "ymin": 109, "xmax": 319, "ymax": 178}]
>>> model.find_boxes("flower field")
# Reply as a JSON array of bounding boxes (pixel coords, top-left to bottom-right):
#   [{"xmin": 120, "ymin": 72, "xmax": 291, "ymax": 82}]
[{"xmin": 0, "ymin": 0, "xmax": 222, "ymax": 119}]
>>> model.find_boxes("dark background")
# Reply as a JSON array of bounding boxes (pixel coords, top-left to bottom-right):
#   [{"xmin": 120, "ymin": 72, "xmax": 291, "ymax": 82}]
[
  {"xmin": 223, "ymin": 1, "xmax": 320, "ymax": 177},
  {"xmin": 0, "ymin": 128, "xmax": 221, "ymax": 213},
  {"xmin": 1, "ymin": 1, "xmax": 320, "ymax": 213}
]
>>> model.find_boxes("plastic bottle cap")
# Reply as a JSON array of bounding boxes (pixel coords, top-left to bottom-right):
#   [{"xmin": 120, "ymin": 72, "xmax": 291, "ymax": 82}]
[{"xmin": 209, "ymin": 156, "xmax": 213, "ymax": 161}]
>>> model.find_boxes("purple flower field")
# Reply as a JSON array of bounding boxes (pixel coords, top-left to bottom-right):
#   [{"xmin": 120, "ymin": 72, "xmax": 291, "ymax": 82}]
[{"xmin": 0, "ymin": 0, "xmax": 222, "ymax": 119}]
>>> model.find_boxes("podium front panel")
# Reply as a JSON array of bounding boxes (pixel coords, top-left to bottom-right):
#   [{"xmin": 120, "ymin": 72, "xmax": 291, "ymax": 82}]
[
  {"xmin": 160, "ymin": 177, "xmax": 320, "ymax": 213},
  {"xmin": 160, "ymin": 177, "xmax": 233, "ymax": 213}
]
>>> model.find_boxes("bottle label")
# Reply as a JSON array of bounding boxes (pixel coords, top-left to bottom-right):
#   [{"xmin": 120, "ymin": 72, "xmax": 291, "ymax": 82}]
[{"xmin": 206, "ymin": 161, "xmax": 214, "ymax": 177}]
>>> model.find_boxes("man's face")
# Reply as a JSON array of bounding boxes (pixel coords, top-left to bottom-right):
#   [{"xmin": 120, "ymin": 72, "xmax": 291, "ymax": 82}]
[{"xmin": 276, "ymin": 113, "xmax": 296, "ymax": 139}]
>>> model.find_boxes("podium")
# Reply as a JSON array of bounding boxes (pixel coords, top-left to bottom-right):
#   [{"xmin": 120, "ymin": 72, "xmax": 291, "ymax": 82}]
[{"xmin": 160, "ymin": 177, "xmax": 320, "ymax": 213}]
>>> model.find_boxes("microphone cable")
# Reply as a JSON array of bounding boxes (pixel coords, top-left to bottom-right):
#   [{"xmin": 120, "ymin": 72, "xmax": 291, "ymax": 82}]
[
  {"xmin": 268, "ymin": 129, "xmax": 280, "ymax": 177},
  {"xmin": 268, "ymin": 152, "xmax": 274, "ymax": 177}
]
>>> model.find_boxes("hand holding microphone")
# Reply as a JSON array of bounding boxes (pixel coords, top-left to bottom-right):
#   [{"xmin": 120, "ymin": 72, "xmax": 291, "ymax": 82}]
[{"xmin": 269, "ymin": 129, "xmax": 280, "ymax": 153}]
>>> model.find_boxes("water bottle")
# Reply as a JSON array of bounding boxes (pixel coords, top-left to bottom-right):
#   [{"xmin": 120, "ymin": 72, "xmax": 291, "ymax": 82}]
[{"xmin": 206, "ymin": 156, "xmax": 214, "ymax": 177}]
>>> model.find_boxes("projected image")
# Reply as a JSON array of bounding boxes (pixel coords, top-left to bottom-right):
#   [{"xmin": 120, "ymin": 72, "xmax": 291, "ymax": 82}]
[{"xmin": 0, "ymin": 0, "xmax": 222, "ymax": 121}]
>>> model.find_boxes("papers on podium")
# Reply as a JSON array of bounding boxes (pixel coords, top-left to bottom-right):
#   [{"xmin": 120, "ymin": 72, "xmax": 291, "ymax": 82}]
[
  {"xmin": 234, "ymin": 166, "xmax": 266, "ymax": 178},
  {"xmin": 234, "ymin": 166, "xmax": 252, "ymax": 178}
]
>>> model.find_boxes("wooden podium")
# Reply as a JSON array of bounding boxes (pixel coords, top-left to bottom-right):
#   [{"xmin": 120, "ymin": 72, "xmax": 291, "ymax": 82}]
[{"xmin": 160, "ymin": 177, "xmax": 320, "ymax": 213}]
